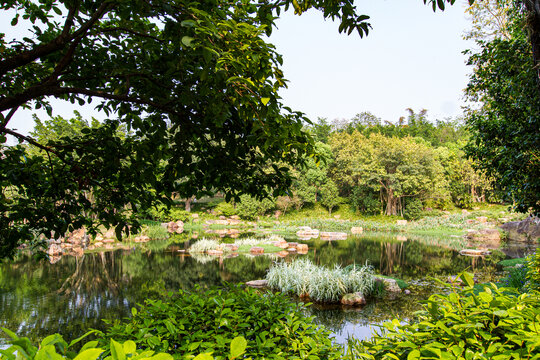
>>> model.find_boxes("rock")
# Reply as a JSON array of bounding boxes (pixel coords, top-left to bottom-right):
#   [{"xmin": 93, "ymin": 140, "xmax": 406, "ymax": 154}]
[
  {"xmin": 271, "ymin": 240, "xmax": 289, "ymax": 249},
  {"xmin": 71, "ymin": 247, "xmax": 84, "ymax": 257},
  {"xmin": 334, "ymin": 215, "xmax": 341, "ymax": 219},
  {"xmin": 219, "ymin": 215, "xmax": 227, "ymax": 220},
  {"xmin": 246, "ymin": 279, "xmax": 268, "ymax": 288},
  {"xmin": 476, "ymin": 216, "xmax": 488, "ymax": 223},
  {"xmin": 466, "ymin": 229, "xmax": 500, "ymax": 241},
  {"xmin": 500, "ymin": 216, "xmax": 540, "ymax": 242},
  {"xmin": 191, "ymin": 213, "xmax": 199, "ymax": 219},
  {"xmin": 102, "ymin": 238, "xmax": 115, "ymax": 244},
  {"xmin": 462, "ymin": 209, "xmax": 469, "ymax": 214},
  {"xmin": 276, "ymin": 251, "xmax": 289, "ymax": 258},
  {"xmin": 396, "ymin": 235, "xmax": 407, "ymax": 241},
  {"xmin": 48, "ymin": 244, "xmax": 63, "ymax": 256},
  {"xmin": 404, "ymin": 289, "xmax": 411, "ymax": 295},
  {"xmin": 250, "ymin": 247, "xmax": 264, "ymax": 254},
  {"xmin": 207, "ymin": 249, "xmax": 223, "ymax": 256},
  {"xmin": 176, "ymin": 220, "xmax": 184, "ymax": 228},
  {"xmin": 460, "ymin": 249, "xmax": 491, "ymax": 256},
  {"xmin": 230, "ymin": 215, "xmax": 240, "ymax": 220},
  {"xmin": 351, "ymin": 227, "xmax": 363, "ymax": 234},
  {"xmin": 49, "ymin": 256, "xmax": 62, "ymax": 264},
  {"xmin": 228, "ymin": 219, "xmax": 242, "ymax": 226},
  {"xmin": 140, "ymin": 236, "xmax": 150, "ymax": 242},
  {"xmin": 341, "ymin": 292, "xmax": 366, "ymax": 306},
  {"xmin": 104, "ymin": 244, "xmax": 114, "ymax": 250},
  {"xmin": 287, "ymin": 242, "xmax": 298, "ymax": 249},
  {"xmin": 296, "ymin": 244, "xmax": 308, "ymax": 252},
  {"xmin": 296, "ymin": 228, "xmax": 320, "ymax": 238},
  {"xmin": 215, "ymin": 219, "xmax": 229, "ymax": 225},
  {"xmin": 224, "ymin": 244, "xmax": 239, "ymax": 251},
  {"xmin": 466, "ymin": 219, "xmax": 475, "ymax": 224},
  {"xmin": 374, "ymin": 277, "xmax": 401, "ymax": 292},
  {"xmin": 87, "ymin": 245, "xmax": 95, "ymax": 251},
  {"xmin": 104, "ymin": 228, "xmax": 115, "ymax": 239},
  {"xmin": 320, "ymin": 232, "xmax": 348, "ymax": 240},
  {"xmin": 94, "ymin": 241, "xmax": 104, "ymax": 247},
  {"xmin": 287, "ymin": 247, "xmax": 297, "ymax": 252},
  {"xmin": 396, "ymin": 220, "xmax": 407, "ymax": 226}
]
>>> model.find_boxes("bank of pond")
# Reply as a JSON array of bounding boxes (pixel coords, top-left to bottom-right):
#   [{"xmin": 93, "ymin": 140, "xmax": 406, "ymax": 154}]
[{"xmin": 1, "ymin": 229, "xmax": 538, "ymax": 358}]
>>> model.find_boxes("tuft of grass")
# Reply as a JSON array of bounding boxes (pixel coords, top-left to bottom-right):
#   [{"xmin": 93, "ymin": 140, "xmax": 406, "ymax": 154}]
[{"xmin": 266, "ymin": 259, "xmax": 375, "ymax": 302}]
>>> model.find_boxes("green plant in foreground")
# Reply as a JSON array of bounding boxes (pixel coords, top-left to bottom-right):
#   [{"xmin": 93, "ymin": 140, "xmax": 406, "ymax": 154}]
[
  {"xmin": 101, "ymin": 285, "xmax": 342, "ymax": 359},
  {"xmin": 526, "ymin": 250, "xmax": 540, "ymax": 291},
  {"xmin": 0, "ymin": 329, "xmax": 174, "ymax": 360},
  {"xmin": 346, "ymin": 272, "xmax": 540, "ymax": 359}
]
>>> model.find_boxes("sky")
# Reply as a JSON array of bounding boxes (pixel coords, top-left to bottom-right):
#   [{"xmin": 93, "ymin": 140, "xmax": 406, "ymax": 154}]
[{"xmin": 2, "ymin": 0, "xmax": 474, "ymax": 141}]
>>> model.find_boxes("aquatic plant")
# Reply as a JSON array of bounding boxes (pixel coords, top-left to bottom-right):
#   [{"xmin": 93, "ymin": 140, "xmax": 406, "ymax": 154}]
[
  {"xmin": 188, "ymin": 238, "xmax": 222, "ymax": 253},
  {"xmin": 266, "ymin": 259, "xmax": 375, "ymax": 302}
]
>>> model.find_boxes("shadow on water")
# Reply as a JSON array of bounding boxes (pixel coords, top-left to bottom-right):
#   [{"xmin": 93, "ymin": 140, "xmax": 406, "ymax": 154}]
[{"xmin": 0, "ymin": 232, "xmax": 521, "ymax": 345}]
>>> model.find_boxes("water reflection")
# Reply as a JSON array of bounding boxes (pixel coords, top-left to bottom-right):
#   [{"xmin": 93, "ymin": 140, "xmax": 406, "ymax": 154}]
[{"xmin": 0, "ymin": 234, "xmax": 505, "ymax": 346}]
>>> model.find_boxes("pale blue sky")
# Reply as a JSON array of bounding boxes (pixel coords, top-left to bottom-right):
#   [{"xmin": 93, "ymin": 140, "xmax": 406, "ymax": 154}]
[{"xmin": 2, "ymin": 0, "xmax": 473, "ymax": 141}]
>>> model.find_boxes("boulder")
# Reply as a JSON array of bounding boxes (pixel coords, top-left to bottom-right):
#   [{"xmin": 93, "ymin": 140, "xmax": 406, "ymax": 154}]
[
  {"xmin": 219, "ymin": 215, "xmax": 227, "ymax": 220},
  {"xmin": 224, "ymin": 244, "xmax": 239, "ymax": 251},
  {"xmin": 246, "ymin": 279, "xmax": 268, "ymax": 288},
  {"xmin": 287, "ymin": 242, "xmax": 299, "ymax": 249},
  {"xmin": 228, "ymin": 219, "xmax": 242, "ymax": 226},
  {"xmin": 94, "ymin": 241, "xmax": 104, "ymax": 247},
  {"xmin": 102, "ymin": 238, "xmax": 115, "ymax": 244},
  {"xmin": 500, "ymin": 216, "xmax": 540, "ymax": 242},
  {"xmin": 48, "ymin": 244, "xmax": 63, "ymax": 256},
  {"xmin": 350, "ymin": 227, "xmax": 363, "ymax": 234},
  {"xmin": 476, "ymin": 216, "xmax": 488, "ymax": 223},
  {"xmin": 287, "ymin": 247, "xmax": 297, "ymax": 252},
  {"xmin": 460, "ymin": 249, "xmax": 491, "ymax": 256},
  {"xmin": 296, "ymin": 228, "xmax": 320, "ymax": 238},
  {"xmin": 250, "ymin": 247, "xmax": 264, "ymax": 254},
  {"xmin": 276, "ymin": 251, "xmax": 289, "ymax": 258},
  {"xmin": 104, "ymin": 244, "xmax": 114, "ymax": 250},
  {"xmin": 320, "ymin": 232, "xmax": 348, "ymax": 240},
  {"xmin": 191, "ymin": 213, "xmax": 199, "ymax": 219},
  {"xmin": 396, "ymin": 220, "xmax": 407, "ymax": 226},
  {"xmin": 341, "ymin": 292, "xmax": 366, "ymax": 306},
  {"xmin": 374, "ymin": 277, "xmax": 401, "ymax": 293},
  {"xmin": 230, "ymin": 215, "xmax": 241, "ymax": 220},
  {"xmin": 296, "ymin": 244, "xmax": 308, "ymax": 252},
  {"xmin": 466, "ymin": 229, "xmax": 500, "ymax": 241},
  {"xmin": 207, "ymin": 249, "xmax": 223, "ymax": 256},
  {"xmin": 215, "ymin": 219, "xmax": 229, "ymax": 225}
]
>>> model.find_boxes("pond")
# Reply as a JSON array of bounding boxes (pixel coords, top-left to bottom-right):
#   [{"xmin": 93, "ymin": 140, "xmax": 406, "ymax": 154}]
[{"xmin": 0, "ymin": 231, "xmax": 522, "ymax": 347}]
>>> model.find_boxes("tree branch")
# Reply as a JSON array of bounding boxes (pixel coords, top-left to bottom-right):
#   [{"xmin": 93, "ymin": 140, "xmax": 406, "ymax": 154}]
[
  {"xmin": 1, "ymin": 128, "xmax": 60, "ymax": 156},
  {"xmin": 95, "ymin": 27, "xmax": 164, "ymax": 42},
  {"xmin": 0, "ymin": 2, "xmax": 113, "ymax": 77}
]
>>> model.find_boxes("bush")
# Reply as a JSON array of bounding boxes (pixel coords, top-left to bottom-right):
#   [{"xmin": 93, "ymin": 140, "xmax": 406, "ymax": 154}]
[
  {"xmin": 350, "ymin": 187, "xmax": 380, "ymax": 215},
  {"xmin": 236, "ymin": 195, "xmax": 275, "ymax": 219},
  {"xmin": 213, "ymin": 202, "xmax": 236, "ymax": 216},
  {"xmin": 144, "ymin": 225, "xmax": 169, "ymax": 240},
  {"xmin": 266, "ymin": 259, "xmax": 375, "ymax": 302},
  {"xmin": 346, "ymin": 272, "xmax": 540, "ymax": 359},
  {"xmin": 526, "ymin": 251, "xmax": 540, "ymax": 291},
  {"xmin": 145, "ymin": 206, "xmax": 190, "ymax": 222},
  {"xmin": 0, "ymin": 330, "xmax": 175, "ymax": 360},
  {"xmin": 101, "ymin": 285, "xmax": 342, "ymax": 359},
  {"xmin": 403, "ymin": 198, "xmax": 423, "ymax": 220}
]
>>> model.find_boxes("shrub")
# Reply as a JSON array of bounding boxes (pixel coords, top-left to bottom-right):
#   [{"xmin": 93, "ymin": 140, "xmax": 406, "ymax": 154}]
[
  {"xmin": 350, "ymin": 187, "xmax": 380, "ymax": 215},
  {"xmin": 146, "ymin": 206, "xmax": 190, "ymax": 222},
  {"xmin": 0, "ymin": 329, "xmax": 174, "ymax": 360},
  {"xmin": 236, "ymin": 195, "xmax": 275, "ymax": 219},
  {"xmin": 266, "ymin": 259, "xmax": 375, "ymax": 302},
  {"xmin": 213, "ymin": 202, "xmax": 236, "ymax": 216},
  {"xmin": 144, "ymin": 225, "xmax": 169, "ymax": 240},
  {"xmin": 346, "ymin": 273, "xmax": 540, "ymax": 359},
  {"xmin": 526, "ymin": 250, "xmax": 540, "ymax": 291},
  {"xmin": 403, "ymin": 198, "xmax": 423, "ymax": 220},
  {"xmin": 101, "ymin": 285, "xmax": 342, "ymax": 359}
]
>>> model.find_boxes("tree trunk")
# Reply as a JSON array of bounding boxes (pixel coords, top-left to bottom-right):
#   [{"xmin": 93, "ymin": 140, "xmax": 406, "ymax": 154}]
[
  {"xmin": 524, "ymin": 0, "xmax": 540, "ymax": 92},
  {"xmin": 185, "ymin": 196, "xmax": 194, "ymax": 212},
  {"xmin": 385, "ymin": 188, "xmax": 398, "ymax": 216}
]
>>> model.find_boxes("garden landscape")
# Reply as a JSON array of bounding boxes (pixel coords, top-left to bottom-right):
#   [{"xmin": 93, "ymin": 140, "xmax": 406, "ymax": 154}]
[{"xmin": 1, "ymin": 0, "xmax": 540, "ymax": 359}]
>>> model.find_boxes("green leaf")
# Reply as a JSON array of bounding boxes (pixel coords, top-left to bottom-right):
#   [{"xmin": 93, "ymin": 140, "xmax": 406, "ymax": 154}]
[
  {"xmin": 1, "ymin": 328, "xmax": 18, "ymax": 340},
  {"xmin": 261, "ymin": 97, "xmax": 270, "ymax": 106},
  {"xmin": 459, "ymin": 272, "xmax": 474, "ymax": 288},
  {"xmin": 181, "ymin": 36, "xmax": 194, "ymax": 47},
  {"xmin": 123, "ymin": 341, "xmax": 137, "ymax": 355},
  {"xmin": 407, "ymin": 349, "xmax": 420, "ymax": 360},
  {"xmin": 229, "ymin": 336, "xmax": 247, "ymax": 359},
  {"xmin": 110, "ymin": 339, "xmax": 125, "ymax": 360},
  {"xmin": 193, "ymin": 354, "xmax": 213, "ymax": 360},
  {"xmin": 73, "ymin": 349, "xmax": 104, "ymax": 360}
]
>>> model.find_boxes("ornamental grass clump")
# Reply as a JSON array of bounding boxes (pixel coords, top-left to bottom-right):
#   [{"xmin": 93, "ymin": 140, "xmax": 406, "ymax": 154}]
[
  {"xmin": 266, "ymin": 259, "xmax": 375, "ymax": 302},
  {"xmin": 188, "ymin": 238, "xmax": 222, "ymax": 253}
]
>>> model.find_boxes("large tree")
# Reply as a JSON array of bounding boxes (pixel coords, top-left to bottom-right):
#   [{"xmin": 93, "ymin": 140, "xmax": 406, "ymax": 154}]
[
  {"xmin": 465, "ymin": 0, "xmax": 540, "ymax": 215},
  {"xmin": 0, "ymin": 0, "xmax": 458, "ymax": 259}
]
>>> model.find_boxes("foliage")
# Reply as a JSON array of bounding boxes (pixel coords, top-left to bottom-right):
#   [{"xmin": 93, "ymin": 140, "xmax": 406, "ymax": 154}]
[
  {"xmin": 236, "ymin": 195, "xmax": 275, "ymax": 219},
  {"xmin": 465, "ymin": 1, "xmax": 540, "ymax": 215},
  {"xmin": 143, "ymin": 225, "xmax": 169, "ymax": 240},
  {"xmin": 101, "ymin": 285, "xmax": 342, "ymax": 359},
  {"xmin": 403, "ymin": 198, "xmax": 423, "ymax": 220},
  {"xmin": 501, "ymin": 265, "xmax": 528, "ymax": 292},
  {"xmin": 526, "ymin": 251, "xmax": 540, "ymax": 291},
  {"xmin": 498, "ymin": 258, "xmax": 526, "ymax": 268},
  {"xmin": 319, "ymin": 180, "xmax": 342, "ymax": 215},
  {"xmin": 0, "ymin": 329, "xmax": 174, "ymax": 360},
  {"xmin": 330, "ymin": 132, "xmax": 446, "ymax": 216},
  {"xmin": 275, "ymin": 194, "xmax": 302, "ymax": 215},
  {"xmin": 350, "ymin": 187, "xmax": 380, "ymax": 215},
  {"xmin": 213, "ymin": 202, "xmax": 236, "ymax": 217},
  {"xmin": 266, "ymin": 259, "xmax": 375, "ymax": 302},
  {"xmin": 346, "ymin": 274, "xmax": 540, "ymax": 359}
]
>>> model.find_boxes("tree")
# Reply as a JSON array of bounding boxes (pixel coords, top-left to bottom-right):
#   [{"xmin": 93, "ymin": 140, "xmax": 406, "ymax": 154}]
[
  {"xmin": 0, "ymin": 0, "xmax": 461, "ymax": 259},
  {"xmin": 465, "ymin": 0, "xmax": 540, "ymax": 214},
  {"xmin": 330, "ymin": 132, "xmax": 446, "ymax": 216},
  {"xmin": 320, "ymin": 180, "xmax": 341, "ymax": 214}
]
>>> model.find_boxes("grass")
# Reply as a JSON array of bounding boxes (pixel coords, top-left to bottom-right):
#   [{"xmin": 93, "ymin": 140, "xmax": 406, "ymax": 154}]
[
  {"xmin": 265, "ymin": 258, "xmax": 376, "ymax": 302},
  {"xmin": 188, "ymin": 236, "xmax": 285, "ymax": 254},
  {"xmin": 498, "ymin": 258, "xmax": 527, "ymax": 268}
]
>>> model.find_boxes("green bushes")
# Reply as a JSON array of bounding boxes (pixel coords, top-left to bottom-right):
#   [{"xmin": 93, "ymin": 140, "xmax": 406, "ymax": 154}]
[
  {"xmin": 236, "ymin": 195, "xmax": 275, "ymax": 219},
  {"xmin": 346, "ymin": 273, "xmax": 540, "ymax": 359},
  {"xmin": 100, "ymin": 285, "xmax": 342, "ymax": 359},
  {"xmin": 266, "ymin": 259, "xmax": 375, "ymax": 302},
  {"xmin": 526, "ymin": 251, "xmax": 540, "ymax": 291},
  {"xmin": 213, "ymin": 202, "xmax": 236, "ymax": 216},
  {"xmin": 0, "ymin": 329, "xmax": 174, "ymax": 360},
  {"xmin": 144, "ymin": 225, "xmax": 169, "ymax": 240}
]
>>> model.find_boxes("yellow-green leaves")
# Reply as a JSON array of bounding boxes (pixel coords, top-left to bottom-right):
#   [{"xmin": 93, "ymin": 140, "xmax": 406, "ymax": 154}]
[{"xmin": 229, "ymin": 337, "xmax": 247, "ymax": 359}]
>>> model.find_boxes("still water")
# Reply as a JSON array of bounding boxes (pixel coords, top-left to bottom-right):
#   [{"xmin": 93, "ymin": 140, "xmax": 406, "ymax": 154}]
[{"xmin": 0, "ymin": 232, "xmax": 514, "ymax": 346}]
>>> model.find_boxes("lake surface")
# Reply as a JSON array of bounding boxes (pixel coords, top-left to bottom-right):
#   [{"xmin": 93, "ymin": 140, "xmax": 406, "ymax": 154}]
[{"xmin": 0, "ymin": 232, "xmax": 522, "ymax": 347}]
